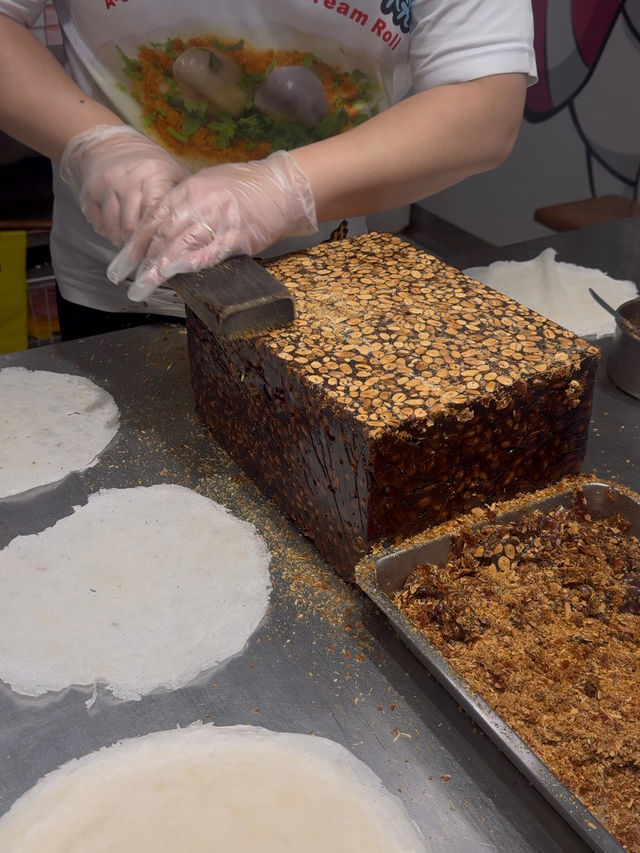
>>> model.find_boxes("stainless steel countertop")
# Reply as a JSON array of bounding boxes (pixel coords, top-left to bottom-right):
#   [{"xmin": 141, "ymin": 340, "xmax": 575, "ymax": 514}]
[{"xmin": 0, "ymin": 260, "xmax": 638, "ymax": 851}]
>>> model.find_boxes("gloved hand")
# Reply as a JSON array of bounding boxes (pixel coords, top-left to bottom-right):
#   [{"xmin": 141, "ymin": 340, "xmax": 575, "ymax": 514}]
[
  {"xmin": 106, "ymin": 150, "xmax": 318, "ymax": 302},
  {"xmin": 60, "ymin": 124, "xmax": 190, "ymax": 249}
]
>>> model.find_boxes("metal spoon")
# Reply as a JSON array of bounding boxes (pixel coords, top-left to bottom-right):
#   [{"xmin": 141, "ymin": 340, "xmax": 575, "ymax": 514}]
[{"xmin": 588, "ymin": 288, "xmax": 640, "ymax": 341}]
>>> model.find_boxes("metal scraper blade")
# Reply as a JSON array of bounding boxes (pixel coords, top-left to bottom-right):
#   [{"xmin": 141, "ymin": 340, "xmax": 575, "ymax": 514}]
[{"xmin": 169, "ymin": 254, "xmax": 295, "ymax": 340}]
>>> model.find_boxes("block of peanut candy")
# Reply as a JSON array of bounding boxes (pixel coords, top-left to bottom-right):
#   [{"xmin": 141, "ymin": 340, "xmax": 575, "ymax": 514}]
[{"xmin": 187, "ymin": 233, "xmax": 600, "ymax": 577}]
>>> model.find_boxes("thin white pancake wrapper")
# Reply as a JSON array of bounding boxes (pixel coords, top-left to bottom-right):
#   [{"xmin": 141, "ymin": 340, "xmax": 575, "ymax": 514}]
[
  {"xmin": 464, "ymin": 248, "xmax": 638, "ymax": 338},
  {"xmin": 0, "ymin": 485, "xmax": 271, "ymax": 700},
  {"xmin": 0, "ymin": 367, "xmax": 119, "ymax": 498},
  {"xmin": 0, "ymin": 724, "xmax": 425, "ymax": 852}
]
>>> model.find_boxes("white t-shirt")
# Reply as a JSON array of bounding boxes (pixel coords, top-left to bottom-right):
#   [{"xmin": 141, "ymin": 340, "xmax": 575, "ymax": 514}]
[{"xmin": 2, "ymin": 0, "xmax": 536, "ymax": 314}]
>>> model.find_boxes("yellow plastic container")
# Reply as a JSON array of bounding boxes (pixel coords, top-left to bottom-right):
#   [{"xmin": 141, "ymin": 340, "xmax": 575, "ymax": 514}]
[{"xmin": 0, "ymin": 230, "xmax": 28, "ymax": 354}]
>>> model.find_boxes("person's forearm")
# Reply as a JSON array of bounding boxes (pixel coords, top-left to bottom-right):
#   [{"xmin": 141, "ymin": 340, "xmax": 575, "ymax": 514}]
[
  {"xmin": 0, "ymin": 13, "xmax": 123, "ymax": 161},
  {"xmin": 293, "ymin": 74, "xmax": 526, "ymax": 222}
]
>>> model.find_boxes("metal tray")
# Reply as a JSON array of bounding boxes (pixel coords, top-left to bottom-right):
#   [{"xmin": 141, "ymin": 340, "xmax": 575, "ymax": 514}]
[{"xmin": 357, "ymin": 482, "xmax": 640, "ymax": 853}]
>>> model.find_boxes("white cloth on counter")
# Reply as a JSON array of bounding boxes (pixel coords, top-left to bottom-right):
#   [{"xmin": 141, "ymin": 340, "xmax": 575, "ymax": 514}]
[{"xmin": 464, "ymin": 248, "xmax": 638, "ymax": 339}]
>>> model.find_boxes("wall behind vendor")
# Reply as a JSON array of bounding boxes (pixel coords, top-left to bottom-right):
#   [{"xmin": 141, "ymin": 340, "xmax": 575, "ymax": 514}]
[{"xmin": 418, "ymin": 0, "xmax": 640, "ymax": 246}]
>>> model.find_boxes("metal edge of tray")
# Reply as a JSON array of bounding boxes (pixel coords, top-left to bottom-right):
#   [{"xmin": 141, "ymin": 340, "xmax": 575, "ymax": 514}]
[{"xmin": 356, "ymin": 482, "xmax": 639, "ymax": 853}]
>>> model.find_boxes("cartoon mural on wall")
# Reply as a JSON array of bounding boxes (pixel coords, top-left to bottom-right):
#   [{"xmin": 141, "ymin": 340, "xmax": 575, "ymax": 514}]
[{"xmin": 525, "ymin": 0, "xmax": 640, "ymax": 200}]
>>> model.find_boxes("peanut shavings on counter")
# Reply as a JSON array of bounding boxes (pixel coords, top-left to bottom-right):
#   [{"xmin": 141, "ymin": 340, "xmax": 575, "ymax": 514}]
[{"xmin": 393, "ymin": 489, "xmax": 640, "ymax": 852}]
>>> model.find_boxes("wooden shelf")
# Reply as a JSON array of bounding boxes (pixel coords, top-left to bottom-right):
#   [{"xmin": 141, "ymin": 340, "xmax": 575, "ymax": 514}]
[{"xmin": 535, "ymin": 195, "xmax": 640, "ymax": 232}]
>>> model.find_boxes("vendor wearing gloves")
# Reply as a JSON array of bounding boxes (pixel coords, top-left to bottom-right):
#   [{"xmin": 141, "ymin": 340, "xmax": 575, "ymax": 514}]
[{"xmin": 0, "ymin": 1, "xmax": 536, "ymax": 340}]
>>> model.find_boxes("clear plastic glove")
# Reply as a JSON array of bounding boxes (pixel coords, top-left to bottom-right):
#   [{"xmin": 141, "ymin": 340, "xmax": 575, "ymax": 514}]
[
  {"xmin": 59, "ymin": 124, "xmax": 189, "ymax": 248},
  {"xmin": 106, "ymin": 150, "xmax": 318, "ymax": 302}
]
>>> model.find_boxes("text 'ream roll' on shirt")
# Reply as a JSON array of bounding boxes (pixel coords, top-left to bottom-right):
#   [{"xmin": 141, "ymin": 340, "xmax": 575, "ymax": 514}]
[{"xmin": 1, "ymin": 0, "xmax": 536, "ymax": 314}]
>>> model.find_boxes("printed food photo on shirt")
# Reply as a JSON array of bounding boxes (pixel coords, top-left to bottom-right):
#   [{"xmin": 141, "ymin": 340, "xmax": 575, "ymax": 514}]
[{"xmin": 94, "ymin": 23, "xmax": 386, "ymax": 168}]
